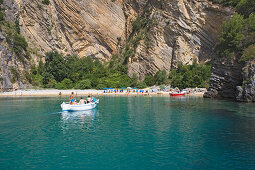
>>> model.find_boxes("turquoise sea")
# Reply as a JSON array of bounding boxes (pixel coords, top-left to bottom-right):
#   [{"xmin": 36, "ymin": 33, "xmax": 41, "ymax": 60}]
[{"xmin": 0, "ymin": 96, "xmax": 255, "ymax": 169}]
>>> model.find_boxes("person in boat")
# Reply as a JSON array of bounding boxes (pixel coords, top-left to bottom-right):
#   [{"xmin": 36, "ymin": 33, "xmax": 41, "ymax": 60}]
[
  {"xmin": 92, "ymin": 95, "xmax": 95, "ymax": 102},
  {"xmin": 79, "ymin": 97, "xmax": 85, "ymax": 105},
  {"xmin": 69, "ymin": 92, "xmax": 75, "ymax": 104},
  {"xmin": 87, "ymin": 95, "xmax": 92, "ymax": 103}
]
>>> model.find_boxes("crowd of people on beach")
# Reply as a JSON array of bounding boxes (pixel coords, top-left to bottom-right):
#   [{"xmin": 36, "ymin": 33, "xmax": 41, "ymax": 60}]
[{"xmin": 69, "ymin": 92, "xmax": 96, "ymax": 105}]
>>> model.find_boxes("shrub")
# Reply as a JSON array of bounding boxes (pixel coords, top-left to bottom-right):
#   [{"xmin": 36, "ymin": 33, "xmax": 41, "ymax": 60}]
[
  {"xmin": 24, "ymin": 71, "xmax": 32, "ymax": 83},
  {"xmin": 42, "ymin": 0, "xmax": 50, "ymax": 5},
  {"xmin": 169, "ymin": 62, "xmax": 211, "ymax": 89},
  {"xmin": 144, "ymin": 75, "xmax": 155, "ymax": 86},
  {"xmin": 96, "ymin": 84, "xmax": 105, "ymax": 90},
  {"xmin": 137, "ymin": 81, "xmax": 147, "ymax": 89},
  {"xmin": 55, "ymin": 78, "xmax": 73, "ymax": 89},
  {"xmin": 75, "ymin": 79, "xmax": 92, "ymax": 89},
  {"xmin": 0, "ymin": 11, "xmax": 4, "ymax": 21},
  {"xmin": 44, "ymin": 51, "xmax": 68, "ymax": 82},
  {"xmin": 31, "ymin": 74, "xmax": 43, "ymax": 86},
  {"xmin": 130, "ymin": 74, "xmax": 138, "ymax": 87},
  {"xmin": 30, "ymin": 51, "xmax": 134, "ymax": 89},
  {"xmin": 216, "ymin": 14, "xmax": 245, "ymax": 57},
  {"xmin": 239, "ymin": 44, "xmax": 255, "ymax": 62},
  {"xmin": 9, "ymin": 67, "xmax": 20, "ymax": 83},
  {"xmin": 44, "ymin": 78, "xmax": 56, "ymax": 88},
  {"xmin": 154, "ymin": 70, "xmax": 168, "ymax": 85},
  {"xmin": 236, "ymin": 0, "xmax": 255, "ymax": 18},
  {"xmin": 13, "ymin": 33, "xmax": 28, "ymax": 52}
]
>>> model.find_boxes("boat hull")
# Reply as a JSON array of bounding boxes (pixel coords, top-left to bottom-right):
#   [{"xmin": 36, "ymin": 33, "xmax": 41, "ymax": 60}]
[
  {"xmin": 170, "ymin": 93, "xmax": 185, "ymax": 97},
  {"xmin": 61, "ymin": 100, "xmax": 99, "ymax": 111}
]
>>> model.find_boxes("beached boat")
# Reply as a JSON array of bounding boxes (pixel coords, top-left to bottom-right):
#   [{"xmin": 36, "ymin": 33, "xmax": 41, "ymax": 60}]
[
  {"xmin": 61, "ymin": 99, "xmax": 99, "ymax": 111},
  {"xmin": 169, "ymin": 92, "xmax": 186, "ymax": 97}
]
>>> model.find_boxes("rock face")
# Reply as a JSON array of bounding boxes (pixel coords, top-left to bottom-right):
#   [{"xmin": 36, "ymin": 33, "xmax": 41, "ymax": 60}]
[
  {"xmin": 204, "ymin": 56, "xmax": 243, "ymax": 99},
  {"xmin": 204, "ymin": 56, "xmax": 255, "ymax": 102},
  {"xmin": 126, "ymin": 0, "xmax": 232, "ymax": 79},
  {"xmin": 0, "ymin": 44, "xmax": 28, "ymax": 91},
  {"xmin": 16, "ymin": 0, "xmax": 231, "ymax": 75},
  {"xmin": 236, "ymin": 60, "xmax": 255, "ymax": 102},
  {"xmin": 1, "ymin": 0, "xmax": 232, "ymax": 91},
  {"xmin": 0, "ymin": 0, "xmax": 29, "ymax": 91},
  {"xmin": 18, "ymin": 0, "xmax": 126, "ymax": 61}
]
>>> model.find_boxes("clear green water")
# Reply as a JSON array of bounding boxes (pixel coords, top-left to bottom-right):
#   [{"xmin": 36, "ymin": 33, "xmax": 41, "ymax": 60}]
[{"xmin": 0, "ymin": 96, "xmax": 255, "ymax": 169}]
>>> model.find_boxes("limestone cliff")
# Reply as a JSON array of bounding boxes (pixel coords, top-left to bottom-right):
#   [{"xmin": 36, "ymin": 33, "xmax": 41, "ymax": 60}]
[
  {"xmin": 1, "ymin": 0, "xmax": 232, "ymax": 91},
  {"xmin": 126, "ymin": 0, "xmax": 232, "ymax": 79},
  {"xmin": 204, "ymin": 55, "xmax": 255, "ymax": 102},
  {"xmin": 203, "ymin": 55, "xmax": 243, "ymax": 99},
  {"xmin": 0, "ymin": 0, "xmax": 29, "ymax": 91},
  {"xmin": 18, "ymin": 0, "xmax": 126, "ymax": 61},
  {"xmin": 17, "ymin": 0, "xmax": 231, "ymax": 75}
]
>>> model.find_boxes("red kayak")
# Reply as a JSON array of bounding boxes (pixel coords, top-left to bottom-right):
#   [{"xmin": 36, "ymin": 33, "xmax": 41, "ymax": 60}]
[{"xmin": 170, "ymin": 92, "xmax": 185, "ymax": 97}]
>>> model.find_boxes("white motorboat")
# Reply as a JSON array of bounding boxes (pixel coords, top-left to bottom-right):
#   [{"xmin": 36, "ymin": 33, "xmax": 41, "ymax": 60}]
[{"xmin": 61, "ymin": 99, "xmax": 99, "ymax": 111}]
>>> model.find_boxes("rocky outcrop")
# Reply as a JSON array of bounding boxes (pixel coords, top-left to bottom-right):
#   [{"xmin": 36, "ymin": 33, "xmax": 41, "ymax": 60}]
[
  {"xmin": 236, "ymin": 60, "xmax": 255, "ymax": 102},
  {"xmin": 18, "ymin": 0, "xmax": 126, "ymax": 61},
  {"xmin": 204, "ymin": 56, "xmax": 255, "ymax": 102},
  {"xmin": 16, "ymin": 0, "xmax": 231, "ymax": 77},
  {"xmin": 0, "ymin": 37, "xmax": 29, "ymax": 91},
  {"xmin": 0, "ymin": 0, "xmax": 29, "ymax": 91},
  {"xmin": 127, "ymin": 0, "xmax": 233, "ymax": 79},
  {"xmin": 0, "ymin": 0, "xmax": 233, "ymax": 90},
  {"xmin": 204, "ymin": 56, "xmax": 243, "ymax": 99}
]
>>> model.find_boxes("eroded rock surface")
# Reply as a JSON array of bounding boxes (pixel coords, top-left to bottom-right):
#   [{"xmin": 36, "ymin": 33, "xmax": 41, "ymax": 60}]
[
  {"xmin": 1, "ymin": 0, "xmax": 233, "ymax": 91},
  {"xmin": 18, "ymin": 0, "xmax": 126, "ymax": 61},
  {"xmin": 127, "ymin": 0, "xmax": 232, "ymax": 79},
  {"xmin": 236, "ymin": 60, "xmax": 255, "ymax": 102},
  {"xmin": 16, "ymin": 0, "xmax": 231, "ymax": 78},
  {"xmin": 0, "ymin": 0, "xmax": 29, "ymax": 91},
  {"xmin": 204, "ymin": 56, "xmax": 243, "ymax": 99}
]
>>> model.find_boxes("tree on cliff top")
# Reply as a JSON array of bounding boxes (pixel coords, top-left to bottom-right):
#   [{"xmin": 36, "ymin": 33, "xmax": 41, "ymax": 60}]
[{"xmin": 216, "ymin": 14, "xmax": 245, "ymax": 57}]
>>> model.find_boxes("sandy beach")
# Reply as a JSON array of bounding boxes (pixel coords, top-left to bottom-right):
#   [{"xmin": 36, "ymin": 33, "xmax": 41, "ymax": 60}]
[{"xmin": 0, "ymin": 89, "xmax": 205, "ymax": 97}]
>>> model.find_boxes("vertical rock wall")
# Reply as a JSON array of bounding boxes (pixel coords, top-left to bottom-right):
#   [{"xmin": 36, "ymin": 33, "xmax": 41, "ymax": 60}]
[
  {"xmin": 0, "ymin": 0, "xmax": 29, "ymax": 91},
  {"xmin": 127, "ymin": 0, "xmax": 232, "ymax": 80},
  {"xmin": 0, "ymin": 0, "xmax": 233, "ymax": 91}
]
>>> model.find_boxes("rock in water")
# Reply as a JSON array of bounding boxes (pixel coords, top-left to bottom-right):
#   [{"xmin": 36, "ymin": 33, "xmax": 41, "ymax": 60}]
[{"xmin": 235, "ymin": 61, "xmax": 255, "ymax": 102}]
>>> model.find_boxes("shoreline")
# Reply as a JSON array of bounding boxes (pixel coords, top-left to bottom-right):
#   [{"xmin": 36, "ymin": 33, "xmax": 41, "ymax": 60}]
[{"xmin": 0, "ymin": 89, "xmax": 205, "ymax": 97}]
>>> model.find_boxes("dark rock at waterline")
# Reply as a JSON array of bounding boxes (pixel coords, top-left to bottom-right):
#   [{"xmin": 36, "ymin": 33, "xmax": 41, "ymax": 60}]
[
  {"xmin": 236, "ymin": 61, "xmax": 255, "ymax": 102},
  {"xmin": 236, "ymin": 84, "xmax": 255, "ymax": 102},
  {"xmin": 203, "ymin": 88, "xmax": 218, "ymax": 98},
  {"xmin": 205, "ymin": 57, "xmax": 255, "ymax": 102},
  {"xmin": 204, "ymin": 56, "xmax": 243, "ymax": 100}
]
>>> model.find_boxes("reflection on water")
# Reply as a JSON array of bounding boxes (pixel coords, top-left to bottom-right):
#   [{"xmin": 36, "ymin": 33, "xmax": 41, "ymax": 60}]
[
  {"xmin": 1, "ymin": 96, "xmax": 255, "ymax": 169},
  {"xmin": 61, "ymin": 109, "xmax": 99, "ymax": 130}
]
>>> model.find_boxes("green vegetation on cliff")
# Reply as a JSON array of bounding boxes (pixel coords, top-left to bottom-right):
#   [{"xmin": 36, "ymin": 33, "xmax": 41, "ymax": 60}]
[
  {"xmin": 25, "ymin": 1, "xmax": 211, "ymax": 90},
  {"xmin": 27, "ymin": 51, "xmax": 211, "ymax": 90},
  {"xmin": 42, "ymin": 0, "xmax": 50, "ymax": 5},
  {"xmin": 210, "ymin": 0, "xmax": 255, "ymax": 18},
  {"xmin": 27, "ymin": 51, "xmax": 136, "ymax": 89},
  {"xmin": 0, "ymin": 1, "xmax": 29, "ymax": 63},
  {"xmin": 213, "ymin": 0, "xmax": 255, "ymax": 62},
  {"xmin": 169, "ymin": 62, "xmax": 211, "ymax": 89}
]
